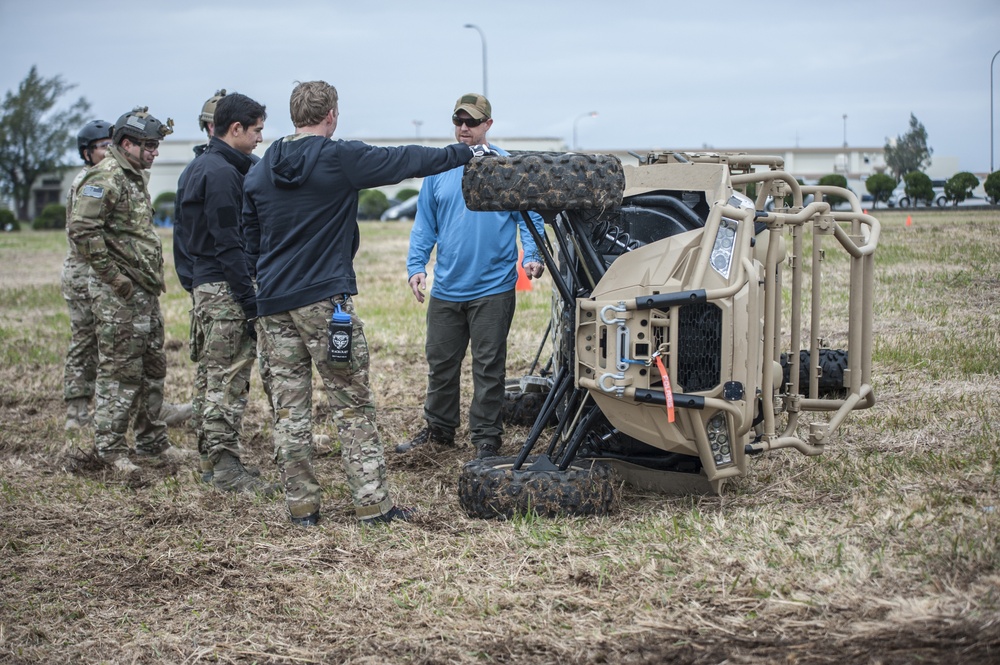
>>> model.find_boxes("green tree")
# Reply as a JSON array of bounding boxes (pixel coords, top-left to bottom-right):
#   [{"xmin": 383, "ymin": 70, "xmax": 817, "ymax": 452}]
[
  {"xmin": 31, "ymin": 202, "xmax": 66, "ymax": 230},
  {"xmin": 818, "ymin": 173, "xmax": 849, "ymax": 208},
  {"xmin": 153, "ymin": 191, "xmax": 176, "ymax": 224},
  {"xmin": 0, "ymin": 67, "xmax": 90, "ymax": 221},
  {"xmin": 943, "ymin": 172, "xmax": 979, "ymax": 206},
  {"xmin": 984, "ymin": 171, "xmax": 1000, "ymax": 205},
  {"xmin": 884, "ymin": 113, "xmax": 932, "ymax": 181},
  {"xmin": 357, "ymin": 189, "xmax": 389, "ymax": 220},
  {"xmin": 395, "ymin": 187, "xmax": 419, "ymax": 202},
  {"xmin": 903, "ymin": 171, "xmax": 934, "ymax": 206},
  {"xmin": 865, "ymin": 173, "xmax": 895, "ymax": 209},
  {"xmin": 0, "ymin": 207, "xmax": 17, "ymax": 231}
]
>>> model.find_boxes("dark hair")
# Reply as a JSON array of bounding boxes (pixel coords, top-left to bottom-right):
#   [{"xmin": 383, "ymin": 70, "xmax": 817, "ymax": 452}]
[{"xmin": 214, "ymin": 93, "xmax": 267, "ymax": 137}]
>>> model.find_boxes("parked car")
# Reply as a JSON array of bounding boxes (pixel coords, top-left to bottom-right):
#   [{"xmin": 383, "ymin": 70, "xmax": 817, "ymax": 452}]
[
  {"xmin": 888, "ymin": 179, "xmax": 947, "ymax": 208},
  {"xmin": 380, "ymin": 196, "xmax": 418, "ymax": 221}
]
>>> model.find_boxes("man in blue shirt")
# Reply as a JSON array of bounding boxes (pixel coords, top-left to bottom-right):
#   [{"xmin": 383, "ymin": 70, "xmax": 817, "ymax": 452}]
[{"xmin": 398, "ymin": 94, "xmax": 544, "ymax": 459}]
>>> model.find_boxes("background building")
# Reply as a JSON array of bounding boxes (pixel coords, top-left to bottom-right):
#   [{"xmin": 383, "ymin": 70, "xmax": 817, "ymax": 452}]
[{"xmin": 23, "ymin": 138, "xmax": 968, "ymax": 220}]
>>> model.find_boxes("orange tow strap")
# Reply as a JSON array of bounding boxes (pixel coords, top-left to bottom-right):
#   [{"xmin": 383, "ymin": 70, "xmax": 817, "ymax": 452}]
[{"xmin": 653, "ymin": 354, "xmax": 675, "ymax": 423}]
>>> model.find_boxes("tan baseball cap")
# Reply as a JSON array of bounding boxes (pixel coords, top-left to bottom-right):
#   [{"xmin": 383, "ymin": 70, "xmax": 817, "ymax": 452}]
[{"xmin": 453, "ymin": 93, "xmax": 491, "ymax": 120}]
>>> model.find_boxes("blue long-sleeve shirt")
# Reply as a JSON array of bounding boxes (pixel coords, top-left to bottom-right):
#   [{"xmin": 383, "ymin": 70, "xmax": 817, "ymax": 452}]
[{"xmin": 406, "ymin": 146, "xmax": 544, "ymax": 302}]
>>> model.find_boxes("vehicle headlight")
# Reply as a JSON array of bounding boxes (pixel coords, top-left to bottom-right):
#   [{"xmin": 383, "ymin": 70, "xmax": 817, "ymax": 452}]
[
  {"xmin": 709, "ymin": 217, "xmax": 738, "ymax": 279},
  {"xmin": 706, "ymin": 412, "xmax": 734, "ymax": 467}
]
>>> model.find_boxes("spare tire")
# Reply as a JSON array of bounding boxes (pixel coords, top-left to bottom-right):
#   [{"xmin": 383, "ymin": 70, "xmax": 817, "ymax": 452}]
[
  {"xmin": 501, "ymin": 378, "xmax": 553, "ymax": 427},
  {"xmin": 458, "ymin": 455, "xmax": 617, "ymax": 519},
  {"xmin": 781, "ymin": 348, "xmax": 848, "ymax": 395},
  {"xmin": 462, "ymin": 152, "xmax": 624, "ymax": 212}
]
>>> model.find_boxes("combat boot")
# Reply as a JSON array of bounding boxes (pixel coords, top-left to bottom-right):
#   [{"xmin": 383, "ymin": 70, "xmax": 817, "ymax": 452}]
[
  {"xmin": 213, "ymin": 450, "xmax": 279, "ymax": 496},
  {"xmin": 474, "ymin": 437, "xmax": 502, "ymax": 460},
  {"xmin": 100, "ymin": 451, "xmax": 140, "ymax": 477},
  {"xmin": 394, "ymin": 426, "xmax": 455, "ymax": 453},
  {"xmin": 156, "ymin": 445, "xmax": 198, "ymax": 463},
  {"xmin": 360, "ymin": 505, "xmax": 416, "ymax": 526},
  {"xmin": 199, "ymin": 454, "xmax": 214, "ymax": 484},
  {"xmin": 160, "ymin": 402, "xmax": 193, "ymax": 427},
  {"xmin": 65, "ymin": 397, "xmax": 91, "ymax": 430}
]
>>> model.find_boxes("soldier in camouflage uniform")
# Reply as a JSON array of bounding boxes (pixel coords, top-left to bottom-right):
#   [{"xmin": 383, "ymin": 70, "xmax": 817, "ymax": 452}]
[
  {"xmin": 64, "ymin": 121, "xmax": 192, "ymax": 434},
  {"xmin": 62, "ymin": 121, "xmax": 113, "ymax": 430},
  {"xmin": 243, "ymin": 80, "xmax": 487, "ymax": 526},
  {"xmin": 67, "ymin": 107, "xmax": 196, "ymax": 474}
]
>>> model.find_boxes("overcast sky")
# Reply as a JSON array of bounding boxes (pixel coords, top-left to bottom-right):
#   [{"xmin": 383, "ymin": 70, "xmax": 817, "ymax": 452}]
[{"xmin": 2, "ymin": 0, "xmax": 998, "ymax": 172}]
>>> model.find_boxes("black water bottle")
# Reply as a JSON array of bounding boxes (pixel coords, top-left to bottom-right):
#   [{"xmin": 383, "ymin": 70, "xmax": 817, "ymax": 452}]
[{"xmin": 327, "ymin": 303, "xmax": 352, "ymax": 365}]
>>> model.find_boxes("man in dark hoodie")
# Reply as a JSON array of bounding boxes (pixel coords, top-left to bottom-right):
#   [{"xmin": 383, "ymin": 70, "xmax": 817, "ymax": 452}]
[
  {"xmin": 242, "ymin": 80, "xmax": 494, "ymax": 527},
  {"xmin": 178, "ymin": 92, "xmax": 274, "ymax": 495}
]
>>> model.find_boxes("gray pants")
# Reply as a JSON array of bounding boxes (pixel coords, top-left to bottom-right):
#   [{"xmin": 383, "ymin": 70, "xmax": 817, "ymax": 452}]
[{"xmin": 423, "ymin": 290, "xmax": 516, "ymax": 447}]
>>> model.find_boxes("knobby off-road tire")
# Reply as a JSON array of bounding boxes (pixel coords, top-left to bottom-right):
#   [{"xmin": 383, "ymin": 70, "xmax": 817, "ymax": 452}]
[
  {"xmin": 782, "ymin": 348, "xmax": 848, "ymax": 395},
  {"xmin": 462, "ymin": 152, "xmax": 625, "ymax": 212},
  {"xmin": 501, "ymin": 383, "xmax": 551, "ymax": 427},
  {"xmin": 458, "ymin": 455, "xmax": 617, "ymax": 519}
]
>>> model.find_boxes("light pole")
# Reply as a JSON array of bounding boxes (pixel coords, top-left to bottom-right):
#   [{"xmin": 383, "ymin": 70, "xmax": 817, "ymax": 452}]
[
  {"xmin": 573, "ymin": 111, "xmax": 598, "ymax": 150},
  {"xmin": 842, "ymin": 113, "xmax": 848, "ymax": 148},
  {"xmin": 992, "ymin": 48, "xmax": 1000, "ymax": 172},
  {"xmin": 412, "ymin": 120, "xmax": 423, "ymax": 140},
  {"xmin": 464, "ymin": 24, "xmax": 487, "ymax": 97}
]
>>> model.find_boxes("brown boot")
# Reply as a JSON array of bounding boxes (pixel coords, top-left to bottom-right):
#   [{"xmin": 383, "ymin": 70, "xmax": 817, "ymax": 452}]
[
  {"xmin": 213, "ymin": 451, "xmax": 279, "ymax": 496},
  {"xmin": 160, "ymin": 402, "xmax": 193, "ymax": 427},
  {"xmin": 65, "ymin": 397, "xmax": 91, "ymax": 430}
]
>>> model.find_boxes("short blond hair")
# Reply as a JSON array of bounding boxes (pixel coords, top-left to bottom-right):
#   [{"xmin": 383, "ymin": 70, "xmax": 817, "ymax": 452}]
[{"xmin": 289, "ymin": 80, "xmax": 339, "ymax": 128}]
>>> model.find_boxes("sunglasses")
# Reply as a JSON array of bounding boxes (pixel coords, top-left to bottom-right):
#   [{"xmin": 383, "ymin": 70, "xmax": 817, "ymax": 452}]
[
  {"xmin": 452, "ymin": 113, "xmax": 488, "ymax": 128},
  {"xmin": 131, "ymin": 139, "xmax": 160, "ymax": 152},
  {"xmin": 91, "ymin": 141, "xmax": 113, "ymax": 150}
]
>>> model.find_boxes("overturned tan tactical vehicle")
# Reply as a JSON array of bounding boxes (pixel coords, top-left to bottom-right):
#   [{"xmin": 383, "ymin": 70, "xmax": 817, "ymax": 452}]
[{"xmin": 457, "ymin": 151, "xmax": 880, "ymax": 519}]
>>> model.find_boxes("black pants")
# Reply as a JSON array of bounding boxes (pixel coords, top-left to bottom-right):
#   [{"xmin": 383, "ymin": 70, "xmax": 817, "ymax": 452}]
[{"xmin": 423, "ymin": 290, "xmax": 516, "ymax": 446}]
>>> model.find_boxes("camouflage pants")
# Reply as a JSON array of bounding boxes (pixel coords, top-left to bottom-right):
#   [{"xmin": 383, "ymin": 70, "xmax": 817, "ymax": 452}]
[
  {"xmin": 259, "ymin": 296, "xmax": 392, "ymax": 520},
  {"xmin": 63, "ymin": 296, "xmax": 98, "ymax": 401},
  {"xmin": 193, "ymin": 282, "xmax": 254, "ymax": 462},
  {"xmin": 90, "ymin": 278, "xmax": 168, "ymax": 456},
  {"xmin": 187, "ymin": 297, "xmax": 208, "ymax": 452}
]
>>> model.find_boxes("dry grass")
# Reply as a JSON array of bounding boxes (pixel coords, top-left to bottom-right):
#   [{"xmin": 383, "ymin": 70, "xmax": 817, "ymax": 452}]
[{"xmin": 1, "ymin": 210, "xmax": 998, "ymax": 664}]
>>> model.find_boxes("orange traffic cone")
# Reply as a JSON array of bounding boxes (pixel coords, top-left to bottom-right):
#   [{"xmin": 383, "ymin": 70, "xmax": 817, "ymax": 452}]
[
  {"xmin": 516, "ymin": 249, "xmax": 532, "ymax": 291},
  {"xmin": 906, "ymin": 215, "xmax": 912, "ymax": 227}
]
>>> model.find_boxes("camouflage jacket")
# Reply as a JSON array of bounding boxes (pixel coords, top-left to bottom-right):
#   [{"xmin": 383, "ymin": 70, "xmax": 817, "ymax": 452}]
[
  {"xmin": 68, "ymin": 146, "xmax": 165, "ymax": 295},
  {"xmin": 61, "ymin": 167, "xmax": 94, "ymax": 299}
]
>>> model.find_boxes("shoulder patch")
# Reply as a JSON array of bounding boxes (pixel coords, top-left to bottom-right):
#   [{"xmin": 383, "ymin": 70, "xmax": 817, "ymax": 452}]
[{"xmin": 81, "ymin": 184, "xmax": 105, "ymax": 199}]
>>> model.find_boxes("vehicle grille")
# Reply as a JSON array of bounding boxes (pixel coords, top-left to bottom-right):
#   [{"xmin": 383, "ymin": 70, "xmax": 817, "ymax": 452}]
[{"xmin": 676, "ymin": 303, "xmax": 722, "ymax": 391}]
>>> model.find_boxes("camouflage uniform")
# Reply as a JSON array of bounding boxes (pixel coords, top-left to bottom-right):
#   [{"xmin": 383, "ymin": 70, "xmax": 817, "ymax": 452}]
[
  {"xmin": 61, "ymin": 167, "xmax": 98, "ymax": 407},
  {"xmin": 188, "ymin": 300, "xmax": 208, "ymax": 453},
  {"xmin": 67, "ymin": 145, "xmax": 169, "ymax": 457},
  {"xmin": 193, "ymin": 282, "xmax": 255, "ymax": 461},
  {"xmin": 258, "ymin": 295, "xmax": 391, "ymax": 520}
]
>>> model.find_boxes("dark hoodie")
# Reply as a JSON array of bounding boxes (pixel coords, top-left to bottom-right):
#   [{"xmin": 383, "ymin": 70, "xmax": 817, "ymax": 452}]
[
  {"xmin": 173, "ymin": 143, "xmax": 207, "ymax": 293},
  {"xmin": 178, "ymin": 137, "xmax": 259, "ymax": 316},
  {"xmin": 242, "ymin": 135, "xmax": 472, "ymax": 316}
]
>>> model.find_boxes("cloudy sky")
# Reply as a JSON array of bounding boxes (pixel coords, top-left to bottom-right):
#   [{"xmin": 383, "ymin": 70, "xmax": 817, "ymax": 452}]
[{"xmin": 2, "ymin": 0, "xmax": 998, "ymax": 172}]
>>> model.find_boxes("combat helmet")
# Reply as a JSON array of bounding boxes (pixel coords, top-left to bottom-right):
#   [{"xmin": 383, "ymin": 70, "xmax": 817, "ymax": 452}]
[
  {"xmin": 112, "ymin": 106, "xmax": 174, "ymax": 145},
  {"xmin": 199, "ymin": 89, "xmax": 227, "ymax": 132},
  {"xmin": 77, "ymin": 119, "xmax": 113, "ymax": 162}
]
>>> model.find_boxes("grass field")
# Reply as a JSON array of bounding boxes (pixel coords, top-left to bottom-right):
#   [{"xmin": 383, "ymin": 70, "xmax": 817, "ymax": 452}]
[{"xmin": 0, "ymin": 209, "xmax": 998, "ymax": 664}]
